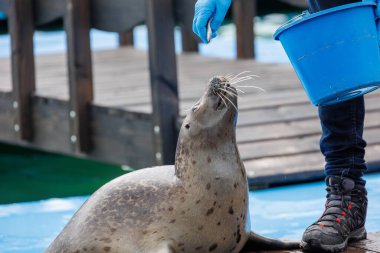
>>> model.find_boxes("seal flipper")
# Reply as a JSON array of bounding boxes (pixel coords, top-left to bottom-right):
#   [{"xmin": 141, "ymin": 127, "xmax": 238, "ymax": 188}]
[{"xmin": 241, "ymin": 231, "xmax": 300, "ymax": 251}]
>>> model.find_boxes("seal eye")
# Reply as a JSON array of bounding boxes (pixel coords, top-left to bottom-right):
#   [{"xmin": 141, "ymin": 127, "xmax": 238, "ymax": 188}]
[
  {"xmin": 192, "ymin": 103, "xmax": 200, "ymax": 112},
  {"xmin": 185, "ymin": 124, "xmax": 190, "ymax": 129}
]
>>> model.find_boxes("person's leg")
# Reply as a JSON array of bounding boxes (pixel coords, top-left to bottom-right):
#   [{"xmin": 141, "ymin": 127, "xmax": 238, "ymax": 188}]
[
  {"xmin": 301, "ymin": 1, "xmax": 368, "ymax": 252},
  {"xmin": 319, "ymin": 97, "xmax": 367, "ymax": 184}
]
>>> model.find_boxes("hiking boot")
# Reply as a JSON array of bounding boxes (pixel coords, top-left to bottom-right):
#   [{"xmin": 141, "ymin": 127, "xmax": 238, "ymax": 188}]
[{"xmin": 300, "ymin": 175, "xmax": 368, "ymax": 252}]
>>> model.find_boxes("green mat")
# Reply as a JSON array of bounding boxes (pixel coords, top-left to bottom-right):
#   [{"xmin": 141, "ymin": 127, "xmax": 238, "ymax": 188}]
[{"xmin": 0, "ymin": 142, "xmax": 131, "ymax": 204}]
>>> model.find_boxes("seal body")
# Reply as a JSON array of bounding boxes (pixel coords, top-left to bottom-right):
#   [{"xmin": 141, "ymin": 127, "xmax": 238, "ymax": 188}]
[
  {"xmin": 46, "ymin": 76, "xmax": 247, "ymax": 253},
  {"xmin": 46, "ymin": 164, "xmax": 248, "ymax": 253},
  {"xmin": 46, "ymin": 76, "xmax": 299, "ymax": 253}
]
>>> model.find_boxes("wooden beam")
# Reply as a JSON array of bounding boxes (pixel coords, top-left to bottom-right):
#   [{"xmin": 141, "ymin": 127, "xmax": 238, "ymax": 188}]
[
  {"xmin": 8, "ymin": 0, "xmax": 36, "ymax": 141},
  {"xmin": 175, "ymin": 0, "xmax": 199, "ymax": 52},
  {"xmin": 118, "ymin": 30, "xmax": 134, "ymax": 47},
  {"xmin": 0, "ymin": 93, "xmax": 155, "ymax": 169},
  {"xmin": 0, "ymin": 92, "xmax": 14, "ymax": 140},
  {"xmin": 233, "ymin": 0, "xmax": 256, "ymax": 59},
  {"xmin": 64, "ymin": 0, "xmax": 94, "ymax": 153},
  {"xmin": 146, "ymin": 0, "xmax": 179, "ymax": 165},
  {"xmin": 180, "ymin": 23, "xmax": 199, "ymax": 52}
]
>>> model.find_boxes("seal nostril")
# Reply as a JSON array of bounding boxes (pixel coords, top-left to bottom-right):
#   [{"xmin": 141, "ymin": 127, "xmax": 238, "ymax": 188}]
[{"xmin": 185, "ymin": 124, "xmax": 190, "ymax": 129}]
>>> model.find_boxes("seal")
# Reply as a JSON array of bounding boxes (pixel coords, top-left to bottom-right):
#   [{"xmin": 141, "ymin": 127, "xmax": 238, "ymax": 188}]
[{"xmin": 45, "ymin": 75, "xmax": 299, "ymax": 253}]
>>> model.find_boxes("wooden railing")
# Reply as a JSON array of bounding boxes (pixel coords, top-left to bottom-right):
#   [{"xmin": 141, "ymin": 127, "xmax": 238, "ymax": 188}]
[{"xmin": 0, "ymin": 0, "xmax": 256, "ymax": 167}]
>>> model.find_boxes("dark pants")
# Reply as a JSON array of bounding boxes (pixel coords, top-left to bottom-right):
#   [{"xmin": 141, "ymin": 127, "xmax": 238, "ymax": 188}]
[{"xmin": 308, "ymin": 0, "xmax": 367, "ymax": 185}]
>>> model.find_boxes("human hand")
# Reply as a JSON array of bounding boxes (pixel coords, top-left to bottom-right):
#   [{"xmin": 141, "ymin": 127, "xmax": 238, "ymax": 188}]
[{"xmin": 192, "ymin": 0, "xmax": 232, "ymax": 43}]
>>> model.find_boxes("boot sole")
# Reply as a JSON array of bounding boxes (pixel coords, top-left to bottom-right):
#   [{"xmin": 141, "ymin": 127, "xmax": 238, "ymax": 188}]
[{"xmin": 300, "ymin": 227, "xmax": 367, "ymax": 252}]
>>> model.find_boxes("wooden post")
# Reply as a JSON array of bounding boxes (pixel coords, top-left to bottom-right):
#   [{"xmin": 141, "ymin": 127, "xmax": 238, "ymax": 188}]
[
  {"xmin": 233, "ymin": 0, "xmax": 256, "ymax": 59},
  {"xmin": 118, "ymin": 30, "xmax": 134, "ymax": 47},
  {"xmin": 146, "ymin": 0, "xmax": 179, "ymax": 165},
  {"xmin": 175, "ymin": 0, "xmax": 199, "ymax": 52},
  {"xmin": 8, "ymin": 0, "xmax": 36, "ymax": 141},
  {"xmin": 65, "ymin": 0, "xmax": 94, "ymax": 153},
  {"xmin": 180, "ymin": 23, "xmax": 199, "ymax": 52}
]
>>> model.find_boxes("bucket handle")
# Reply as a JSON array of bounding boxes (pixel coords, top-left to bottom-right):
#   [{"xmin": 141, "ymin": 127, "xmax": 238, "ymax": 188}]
[
  {"xmin": 276, "ymin": 11, "xmax": 309, "ymax": 30},
  {"xmin": 363, "ymin": 0, "xmax": 379, "ymax": 16}
]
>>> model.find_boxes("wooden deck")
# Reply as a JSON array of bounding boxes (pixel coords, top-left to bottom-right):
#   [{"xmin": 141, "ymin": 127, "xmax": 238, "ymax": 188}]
[
  {"xmin": 1, "ymin": 47, "xmax": 380, "ymax": 187},
  {"xmin": 242, "ymin": 232, "xmax": 380, "ymax": 252}
]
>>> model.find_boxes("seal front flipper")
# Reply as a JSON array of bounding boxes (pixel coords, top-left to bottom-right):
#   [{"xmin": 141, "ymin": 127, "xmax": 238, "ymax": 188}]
[{"xmin": 241, "ymin": 231, "xmax": 300, "ymax": 251}]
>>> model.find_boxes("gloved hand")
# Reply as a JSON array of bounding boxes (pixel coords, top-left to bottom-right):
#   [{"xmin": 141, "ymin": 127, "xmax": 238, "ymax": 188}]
[{"xmin": 192, "ymin": 0, "xmax": 232, "ymax": 43}]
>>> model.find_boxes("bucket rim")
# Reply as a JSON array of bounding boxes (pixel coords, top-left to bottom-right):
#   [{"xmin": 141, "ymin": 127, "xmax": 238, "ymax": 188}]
[{"xmin": 273, "ymin": 1, "xmax": 376, "ymax": 40}]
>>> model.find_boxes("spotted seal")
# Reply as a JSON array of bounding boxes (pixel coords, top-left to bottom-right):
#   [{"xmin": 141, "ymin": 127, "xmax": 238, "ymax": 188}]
[{"xmin": 45, "ymin": 76, "xmax": 299, "ymax": 253}]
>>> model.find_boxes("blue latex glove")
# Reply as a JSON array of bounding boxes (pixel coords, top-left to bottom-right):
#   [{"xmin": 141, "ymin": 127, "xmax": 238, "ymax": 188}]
[{"xmin": 193, "ymin": 0, "xmax": 232, "ymax": 43}]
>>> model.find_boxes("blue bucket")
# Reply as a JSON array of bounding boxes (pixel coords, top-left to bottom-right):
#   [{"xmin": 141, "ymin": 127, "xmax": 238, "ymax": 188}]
[{"xmin": 274, "ymin": 2, "xmax": 380, "ymax": 106}]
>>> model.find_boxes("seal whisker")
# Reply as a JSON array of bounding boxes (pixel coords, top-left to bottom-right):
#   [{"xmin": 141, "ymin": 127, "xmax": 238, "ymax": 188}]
[
  {"xmin": 236, "ymin": 85, "xmax": 266, "ymax": 93},
  {"xmin": 235, "ymin": 88, "xmax": 246, "ymax": 94},
  {"xmin": 224, "ymin": 85, "xmax": 245, "ymax": 94},
  {"xmin": 230, "ymin": 74, "xmax": 260, "ymax": 82},
  {"xmin": 219, "ymin": 92, "xmax": 238, "ymax": 112},
  {"xmin": 230, "ymin": 76, "xmax": 254, "ymax": 83},
  {"xmin": 233, "ymin": 74, "xmax": 260, "ymax": 80},
  {"xmin": 216, "ymin": 92, "xmax": 228, "ymax": 108},
  {"xmin": 218, "ymin": 87, "xmax": 238, "ymax": 97},
  {"xmin": 224, "ymin": 73, "xmax": 234, "ymax": 80},
  {"xmin": 230, "ymin": 76, "xmax": 259, "ymax": 84},
  {"xmin": 229, "ymin": 71, "xmax": 252, "ymax": 82}
]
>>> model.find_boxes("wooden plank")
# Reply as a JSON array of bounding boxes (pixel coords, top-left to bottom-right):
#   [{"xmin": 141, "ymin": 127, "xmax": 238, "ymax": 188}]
[
  {"xmin": 236, "ymin": 110, "xmax": 380, "ymax": 144},
  {"xmin": 0, "ymin": 57, "xmax": 12, "ymax": 92},
  {"xmin": 233, "ymin": 0, "xmax": 255, "ymax": 59},
  {"xmin": 146, "ymin": 0, "xmax": 179, "ymax": 165},
  {"xmin": 32, "ymin": 96, "xmax": 71, "ymax": 153},
  {"xmin": 245, "ymin": 144, "xmax": 380, "ymax": 187},
  {"xmin": 91, "ymin": 0, "xmax": 145, "ymax": 32},
  {"xmin": 2, "ymin": 47, "xmax": 380, "ymax": 115},
  {"xmin": 0, "ymin": 92, "xmax": 14, "ymax": 140},
  {"xmin": 8, "ymin": 0, "xmax": 36, "ymax": 141},
  {"xmin": 34, "ymin": 0, "xmax": 65, "ymax": 26},
  {"xmin": 237, "ymin": 95, "xmax": 380, "ymax": 127},
  {"xmin": 0, "ymin": 93, "xmax": 155, "ymax": 168},
  {"xmin": 352, "ymin": 232, "xmax": 380, "ymax": 252},
  {"xmin": 65, "ymin": 0, "xmax": 94, "ymax": 153},
  {"xmin": 242, "ymin": 232, "xmax": 380, "ymax": 253},
  {"xmin": 90, "ymin": 105, "xmax": 155, "ymax": 167},
  {"xmin": 33, "ymin": 97, "xmax": 155, "ymax": 168},
  {"xmin": 239, "ymin": 127, "xmax": 380, "ymax": 161},
  {"xmin": 118, "ymin": 30, "xmax": 134, "ymax": 47}
]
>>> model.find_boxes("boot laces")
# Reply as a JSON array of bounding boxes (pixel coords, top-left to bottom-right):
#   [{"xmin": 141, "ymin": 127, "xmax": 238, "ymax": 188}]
[{"xmin": 316, "ymin": 178, "xmax": 365, "ymax": 233}]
